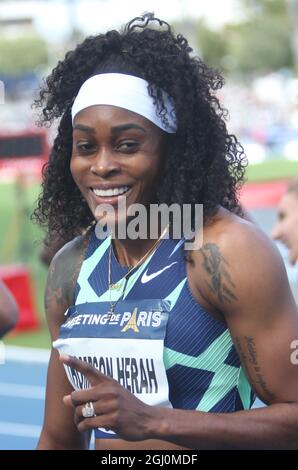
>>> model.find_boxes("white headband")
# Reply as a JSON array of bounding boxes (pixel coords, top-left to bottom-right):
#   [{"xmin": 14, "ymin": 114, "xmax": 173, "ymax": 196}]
[{"xmin": 71, "ymin": 73, "xmax": 177, "ymax": 133}]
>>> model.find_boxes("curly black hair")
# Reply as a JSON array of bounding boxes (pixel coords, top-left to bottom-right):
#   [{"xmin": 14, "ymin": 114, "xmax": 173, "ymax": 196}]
[{"xmin": 32, "ymin": 13, "xmax": 246, "ymax": 244}]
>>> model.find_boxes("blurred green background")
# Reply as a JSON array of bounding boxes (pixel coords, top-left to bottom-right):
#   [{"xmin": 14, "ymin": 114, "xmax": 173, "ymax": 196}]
[{"xmin": 0, "ymin": 181, "xmax": 50, "ymax": 348}]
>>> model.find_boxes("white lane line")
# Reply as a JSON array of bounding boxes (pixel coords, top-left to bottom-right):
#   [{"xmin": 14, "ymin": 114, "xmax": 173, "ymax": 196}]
[
  {"xmin": 0, "ymin": 422, "xmax": 41, "ymax": 438},
  {"xmin": 0, "ymin": 422, "xmax": 95, "ymax": 447},
  {"xmin": 0, "ymin": 383, "xmax": 45, "ymax": 400},
  {"xmin": 3, "ymin": 346, "xmax": 50, "ymax": 364}
]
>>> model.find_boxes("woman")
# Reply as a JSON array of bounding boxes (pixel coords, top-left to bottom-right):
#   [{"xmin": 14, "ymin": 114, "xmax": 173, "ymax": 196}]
[{"xmin": 34, "ymin": 14, "xmax": 298, "ymax": 450}]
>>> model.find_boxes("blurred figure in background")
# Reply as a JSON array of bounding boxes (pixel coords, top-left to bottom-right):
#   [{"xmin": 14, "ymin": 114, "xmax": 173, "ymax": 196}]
[
  {"xmin": 0, "ymin": 280, "xmax": 18, "ymax": 337},
  {"xmin": 272, "ymin": 179, "xmax": 298, "ymax": 266}
]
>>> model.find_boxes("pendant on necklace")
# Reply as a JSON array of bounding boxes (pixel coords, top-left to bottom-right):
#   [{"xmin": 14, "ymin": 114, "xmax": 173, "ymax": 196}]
[{"xmin": 109, "ymin": 283, "xmax": 122, "ymax": 290}]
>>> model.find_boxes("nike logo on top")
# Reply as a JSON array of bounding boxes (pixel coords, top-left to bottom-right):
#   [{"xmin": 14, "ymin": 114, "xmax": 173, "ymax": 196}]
[{"xmin": 140, "ymin": 262, "xmax": 178, "ymax": 284}]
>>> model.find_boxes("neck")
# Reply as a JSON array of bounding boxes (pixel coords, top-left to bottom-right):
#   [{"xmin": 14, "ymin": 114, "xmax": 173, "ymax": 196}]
[
  {"xmin": 111, "ymin": 223, "xmax": 168, "ymax": 267},
  {"xmin": 111, "ymin": 238, "xmax": 156, "ymax": 267}
]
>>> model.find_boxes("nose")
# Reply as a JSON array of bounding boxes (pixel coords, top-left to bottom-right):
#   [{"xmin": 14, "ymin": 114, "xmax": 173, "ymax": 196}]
[{"xmin": 90, "ymin": 148, "xmax": 121, "ymax": 177}]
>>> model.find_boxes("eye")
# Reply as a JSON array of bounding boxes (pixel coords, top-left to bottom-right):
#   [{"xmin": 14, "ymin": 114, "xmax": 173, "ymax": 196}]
[
  {"xmin": 116, "ymin": 140, "xmax": 139, "ymax": 153},
  {"xmin": 75, "ymin": 142, "xmax": 97, "ymax": 153}
]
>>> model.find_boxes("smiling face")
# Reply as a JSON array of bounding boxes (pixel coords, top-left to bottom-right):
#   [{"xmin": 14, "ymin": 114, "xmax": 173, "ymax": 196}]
[
  {"xmin": 70, "ymin": 105, "xmax": 167, "ymax": 230},
  {"xmin": 272, "ymin": 191, "xmax": 298, "ymax": 265}
]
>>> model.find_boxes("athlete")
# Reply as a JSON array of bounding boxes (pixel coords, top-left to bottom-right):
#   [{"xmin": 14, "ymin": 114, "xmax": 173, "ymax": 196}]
[{"xmin": 33, "ymin": 14, "xmax": 298, "ymax": 449}]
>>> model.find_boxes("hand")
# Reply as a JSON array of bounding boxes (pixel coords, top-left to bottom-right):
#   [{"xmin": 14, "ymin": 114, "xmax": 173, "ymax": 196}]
[{"xmin": 60, "ymin": 354, "xmax": 159, "ymax": 441}]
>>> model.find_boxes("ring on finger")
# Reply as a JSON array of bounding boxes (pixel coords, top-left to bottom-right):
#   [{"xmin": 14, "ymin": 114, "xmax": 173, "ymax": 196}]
[{"xmin": 82, "ymin": 401, "xmax": 96, "ymax": 418}]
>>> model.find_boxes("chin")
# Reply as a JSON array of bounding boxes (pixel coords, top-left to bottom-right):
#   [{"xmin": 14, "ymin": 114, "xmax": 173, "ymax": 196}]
[{"xmin": 94, "ymin": 213, "xmax": 128, "ymax": 233}]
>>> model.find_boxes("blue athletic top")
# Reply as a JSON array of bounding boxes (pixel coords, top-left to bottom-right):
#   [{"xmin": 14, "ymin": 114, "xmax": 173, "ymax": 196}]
[{"xmin": 72, "ymin": 230, "xmax": 255, "ymax": 413}]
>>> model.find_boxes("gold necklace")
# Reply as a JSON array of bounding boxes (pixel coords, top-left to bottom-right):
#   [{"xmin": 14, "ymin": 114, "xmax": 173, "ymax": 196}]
[{"xmin": 107, "ymin": 225, "xmax": 169, "ymax": 316}]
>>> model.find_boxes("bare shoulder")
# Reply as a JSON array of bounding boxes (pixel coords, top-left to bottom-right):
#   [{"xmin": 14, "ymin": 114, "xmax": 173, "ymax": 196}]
[
  {"xmin": 45, "ymin": 233, "xmax": 90, "ymax": 338},
  {"xmin": 190, "ymin": 207, "xmax": 292, "ymax": 316},
  {"xmin": 191, "ymin": 209, "xmax": 298, "ymax": 407}
]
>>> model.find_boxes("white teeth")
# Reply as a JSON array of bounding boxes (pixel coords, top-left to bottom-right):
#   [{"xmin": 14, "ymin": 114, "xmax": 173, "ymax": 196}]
[{"xmin": 92, "ymin": 186, "xmax": 130, "ymax": 197}]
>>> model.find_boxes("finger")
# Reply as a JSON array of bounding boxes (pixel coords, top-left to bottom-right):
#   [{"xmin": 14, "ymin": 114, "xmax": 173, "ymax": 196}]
[
  {"xmin": 76, "ymin": 416, "xmax": 113, "ymax": 434},
  {"xmin": 74, "ymin": 405, "xmax": 86, "ymax": 427},
  {"xmin": 63, "ymin": 388, "xmax": 98, "ymax": 407},
  {"xmin": 63, "ymin": 394, "xmax": 73, "ymax": 408},
  {"xmin": 60, "ymin": 355, "xmax": 107, "ymax": 386},
  {"xmin": 62, "ymin": 395, "xmax": 85, "ymax": 426},
  {"xmin": 74, "ymin": 411, "xmax": 84, "ymax": 427},
  {"xmin": 76, "ymin": 397, "xmax": 114, "ymax": 419}
]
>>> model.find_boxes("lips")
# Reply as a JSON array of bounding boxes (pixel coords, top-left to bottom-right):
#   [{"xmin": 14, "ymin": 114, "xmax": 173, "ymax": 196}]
[
  {"xmin": 92, "ymin": 186, "xmax": 130, "ymax": 197},
  {"xmin": 89, "ymin": 185, "xmax": 132, "ymax": 206}
]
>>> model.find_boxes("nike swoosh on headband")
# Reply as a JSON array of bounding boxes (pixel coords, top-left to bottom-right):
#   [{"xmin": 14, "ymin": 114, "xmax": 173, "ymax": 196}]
[{"xmin": 140, "ymin": 262, "xmax": 178, "ymax": 284}]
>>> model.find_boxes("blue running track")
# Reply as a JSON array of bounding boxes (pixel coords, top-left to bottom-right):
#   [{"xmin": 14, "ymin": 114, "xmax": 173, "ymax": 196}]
[
  {"xmin": 0, "ymin": 346, "xmax": 49, "ymax": 450},
  {"xmin": 0, "ymin": 346, "xmax": 265, "ymax": 450}
]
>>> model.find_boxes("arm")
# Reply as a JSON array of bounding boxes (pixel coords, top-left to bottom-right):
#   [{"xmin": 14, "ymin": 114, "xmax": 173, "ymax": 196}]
[
  {"xmin": 37, "ymin": 235, "xmax": 91, "ymax": 450},
  {"xmin": 152, "ymin": 223, "xmax": 298, "ymax": 449},
  {"xmin": 0, "ymin": 280, "xmax": 18, "ymax": 338},
  {"xmin": 60, "ymin": 221, "xmax": 298, "ymax": 449}
]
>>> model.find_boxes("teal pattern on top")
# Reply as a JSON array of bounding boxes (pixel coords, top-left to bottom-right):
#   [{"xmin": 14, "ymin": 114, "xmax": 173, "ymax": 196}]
[{"xmin": 74, "ymin": 230, "xmax": 255, "ymax": 412}]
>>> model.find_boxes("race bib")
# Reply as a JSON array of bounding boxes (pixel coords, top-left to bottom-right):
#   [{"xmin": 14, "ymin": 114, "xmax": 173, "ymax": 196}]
[{"xmin": 53, "ymin": 299, "xmax": 171, "ymax": 439}]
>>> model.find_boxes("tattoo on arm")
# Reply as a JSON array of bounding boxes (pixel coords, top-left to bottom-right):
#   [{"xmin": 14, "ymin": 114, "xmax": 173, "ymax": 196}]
[
  {"xmin": 200, "ymin": 243, "xmax": 238, "ymax": 304},
  {"xmin": 45, "ymin": 236, "xmax": 88, "ymax": 312},
  {"xmin": 235, "ymin": 336, "xmax": 276, "ymax": 402},
  {"xmin": 45, "ymin": 265, "xmax": 70, "ymax": 311}
]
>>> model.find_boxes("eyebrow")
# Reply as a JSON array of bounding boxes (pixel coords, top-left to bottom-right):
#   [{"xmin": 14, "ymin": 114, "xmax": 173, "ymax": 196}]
[
  {"xmin": 111, "ymin": 123, "xmax": 146, "ymax": 134},
  {"xmin": 73, "ymin": 124, "xmax": 96, "ymax": 133},
  {"xmin": 73, "ymin": 123, "xmax": 146, "ymax": 134}
]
